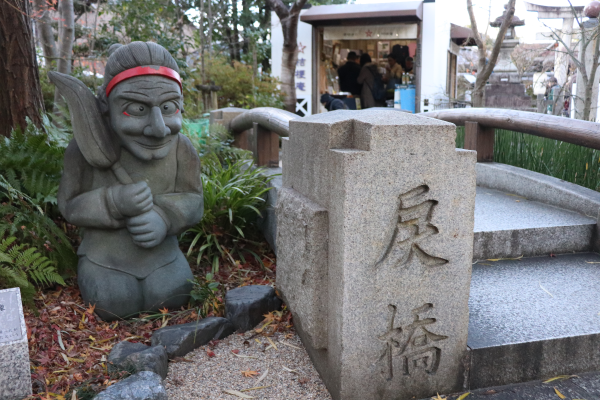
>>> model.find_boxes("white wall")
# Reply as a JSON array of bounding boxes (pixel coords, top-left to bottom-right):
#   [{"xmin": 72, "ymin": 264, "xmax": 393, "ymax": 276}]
[
  {"xmin": 421, "ymin": 0, "xmax": 451, "ymax": 110},
  {"xmin": 271, "ymin": 10, "xmax": 313, "ymax": 115}
]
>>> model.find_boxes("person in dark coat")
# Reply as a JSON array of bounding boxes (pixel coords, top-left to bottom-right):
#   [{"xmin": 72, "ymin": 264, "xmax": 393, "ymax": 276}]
[
  {"xmin": 337, "ymin": 52, "xmax": 362, "ymax": 95},
  {"xmin": 321, "ymin": 93, "xmax": 349, "ymax": 111}
]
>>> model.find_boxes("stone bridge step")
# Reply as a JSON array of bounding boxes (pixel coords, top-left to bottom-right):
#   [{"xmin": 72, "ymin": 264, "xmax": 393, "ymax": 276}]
[
  {"xmin": 467, "ymin": 252, "xmax": 600, "ymax": 389},
  {"xmin": 473, "ymin": 187, "xmax": 596, "ymax": 260}
]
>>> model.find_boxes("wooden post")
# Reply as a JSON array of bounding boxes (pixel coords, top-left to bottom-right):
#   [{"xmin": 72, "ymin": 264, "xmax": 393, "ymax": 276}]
[
  {"xmin": 253, "ymin": 122, "xmax": 279, "ymax": 167},
  {"xmin": 464, "ymin": 121, "xmax": 494, "ymax": 162}
]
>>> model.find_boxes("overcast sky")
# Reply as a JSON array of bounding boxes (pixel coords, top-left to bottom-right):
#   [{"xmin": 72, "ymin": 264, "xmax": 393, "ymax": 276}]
[{"xmin": 352, "ymin": 0, "xmax": 590, "ymax": 43}]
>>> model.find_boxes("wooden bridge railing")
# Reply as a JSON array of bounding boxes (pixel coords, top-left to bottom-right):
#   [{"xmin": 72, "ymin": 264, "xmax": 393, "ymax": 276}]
[
  {"xmin": 210, "ymin": 107, "xmax": 600, "ymax": 166},
  {"xmin": 422, "ymin": 108, "xmax": 600, "ymax": 162}
]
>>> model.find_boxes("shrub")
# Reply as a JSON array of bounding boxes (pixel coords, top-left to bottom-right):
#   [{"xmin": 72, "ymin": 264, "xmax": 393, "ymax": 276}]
[
  {"xmin": 181, "ymin": 156, "xmax": 277, "ymax": 272},
  {"xmin": 0, "ymin": 117, "xmax": 77, "ymax": 300},
  {"xmin": 182, "ymin": 120, "xmax": 252, "ymax": 165},
  {"xmin": 186, "ymin": 57, "xmax": 285, "ymax": 110}
]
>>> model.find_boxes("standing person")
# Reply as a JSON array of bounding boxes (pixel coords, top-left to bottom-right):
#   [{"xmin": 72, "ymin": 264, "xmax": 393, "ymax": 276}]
[
  {"xmin": 405, "ymin": 57, "xmax": 414, "ymax": 73},
  {"xmin": 383, "ymin": 54, "xmax": 403, "ymax": 89},
  {"xmin": 337, "ymin": 52, "xmax": 362, "ymax": 96},
  {"xmin": 357, "ymin": 54, "xmax": 386, "ymax": 109}
]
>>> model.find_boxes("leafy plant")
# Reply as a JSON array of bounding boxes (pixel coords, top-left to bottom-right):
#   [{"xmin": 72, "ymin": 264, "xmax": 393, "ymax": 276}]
[
  {"xmin": 182, "ymin": 156, "xmax": 277, "ymax": 272},
  {"xmin": 182, "ymin": 120, "xmax": 252, "ymax": 164},
  {"xmin": 189, "ymin": 272, "xmax": 222, "ymax": 317},
  {"xmin": 199, "ymin": 57, "xmax": 285, "ymax": 110},
  {"xmin": 0, "ymin": 235, "xmax": 65, "ymax": 306},
  {"xmin": 0, "ymin": 174, "xmax": 77, "ymax": 278},
  {"xmin": 456, "ymin": 126, "xmax": 600, "ymax": 192},
  {"xmin": 0, "ymin": 116, "xmax": 70, "ymax": 211}
]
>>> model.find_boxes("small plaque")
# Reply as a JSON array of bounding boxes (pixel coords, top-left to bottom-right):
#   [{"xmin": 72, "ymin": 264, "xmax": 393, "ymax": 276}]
[{"xmin": 0, "ymin": 290, "xmax": 23, "ymax": 343}]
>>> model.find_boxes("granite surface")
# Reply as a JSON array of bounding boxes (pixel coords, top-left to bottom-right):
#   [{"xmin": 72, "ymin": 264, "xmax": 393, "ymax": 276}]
[
  {"xmin": 94, "ymin": 371, "xmax": 167, "ymax": 400},
  {"xmin": 473, "ymin": 187, "xmax": 595, "ymax": 259},
  {"xmin": 0, "ymin": 288, "xmax": 32, "ymax": 400},
  {"xmin": 476, "ymin": 162, "xmax": 600, "ymax": 219},
  {"xmin": 431, "ymin": 371, "xmax": 600, "ymax": 400},
  {"xmin": 468, "ymin": 252, "xmax": 600, "ymax": 388},
  {"xmin": 276, "ymin": 187, "xmax": 329, "ymax": 350},
  {"xmin": 278, "ymin": 109, "xmax": 477, "ymax": 400}
]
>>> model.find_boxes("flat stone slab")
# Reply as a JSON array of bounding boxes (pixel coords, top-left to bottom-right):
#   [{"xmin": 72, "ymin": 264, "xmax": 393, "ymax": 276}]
[
  {"xmin": 440, "ymin": 371, "xmax": 600, "ymax": 400},
  {"xmin": 474, "ymin": 187, "xmax": 596, "ymax": 232},
  {"xmin": 473, "ymin": 187, "xmax": 595, "ymax": 259},
  {"xmin": 468, "ymin": 252, "xmax": 600, "ymax": 388}
]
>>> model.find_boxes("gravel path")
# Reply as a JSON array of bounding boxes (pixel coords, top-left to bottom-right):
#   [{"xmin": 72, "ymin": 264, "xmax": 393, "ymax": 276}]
[{"xmin": 164, "ymin": 330, "xmax": 332, "ymax": 400}]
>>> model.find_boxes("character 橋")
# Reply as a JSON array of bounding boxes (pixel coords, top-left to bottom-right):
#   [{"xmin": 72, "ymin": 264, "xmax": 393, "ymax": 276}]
[
  {"xmin": 377, "ymin": 303, "xmax": 448, "ymax": 380},
  {"xmin": 50, "ymin": 42, "xmax": 203, "ymax": 321}
]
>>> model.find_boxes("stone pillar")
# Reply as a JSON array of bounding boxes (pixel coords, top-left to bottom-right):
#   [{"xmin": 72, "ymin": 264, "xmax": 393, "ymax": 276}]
[
  {"xmin": 555, "ymin": 17, "xmax": 574, "ymax": 87},
  {"xmin": 575, "ymin": 18, "xmax": 600, "ymax": 121},
  {"xmin": 0, "ymin": 288, "xmax": 32, "ymax": 399},
  {"xmin": 276, "ymin": 109, "xmax": 476, "ymax": 400}
]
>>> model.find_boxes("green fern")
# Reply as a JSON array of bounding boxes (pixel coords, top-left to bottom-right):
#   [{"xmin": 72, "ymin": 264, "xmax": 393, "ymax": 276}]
[
  {"xmin": 0, "ymin": 117, "xmax": 68, "ymax": 211},
  {"xmin": 0, "ymin": 235, "xmax": 65, "ymax": 306},
  {"xmin": 0, "ymin": 175, "xmax": 77, "ymax": 276}
]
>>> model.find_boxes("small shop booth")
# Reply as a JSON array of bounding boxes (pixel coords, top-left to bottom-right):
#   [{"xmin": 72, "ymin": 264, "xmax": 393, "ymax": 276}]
[{"xmin": 271, "ymin": 0, "xmax": 472, "ymax": 115}]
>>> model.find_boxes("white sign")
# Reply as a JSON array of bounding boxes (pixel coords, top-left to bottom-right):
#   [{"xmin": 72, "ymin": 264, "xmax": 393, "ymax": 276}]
[
  {"xmin": 533, "ymin": 72, "xmax": 548, "ymax": 95},
  {"xmin": 271, "ymin": 10, "xmax": 313, "ymax": 116},
  {"xmin": 323, "ymin": 24, "xmax": 418, "ymax": 41}
]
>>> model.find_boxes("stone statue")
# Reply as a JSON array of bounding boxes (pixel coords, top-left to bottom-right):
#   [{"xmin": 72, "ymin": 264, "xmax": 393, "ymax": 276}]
[{"xmin": 50, "ymin": 42, "xmax": 203, "ymax": 321}]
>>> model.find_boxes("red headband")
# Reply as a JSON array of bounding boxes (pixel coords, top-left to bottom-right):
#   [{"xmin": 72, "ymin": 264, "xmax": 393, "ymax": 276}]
[{"xmin": 105, "ymin": 66, "xmax": 182, "ymax": 97}]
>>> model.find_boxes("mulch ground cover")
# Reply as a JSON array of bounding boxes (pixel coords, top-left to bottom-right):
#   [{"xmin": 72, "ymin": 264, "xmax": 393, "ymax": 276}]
[{"xmin": 23, "ymin": 244, "xmax": 286, "ymax": 400}]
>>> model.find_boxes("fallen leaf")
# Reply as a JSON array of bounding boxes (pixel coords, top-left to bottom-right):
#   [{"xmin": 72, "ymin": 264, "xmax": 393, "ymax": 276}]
[
  {"xmin": 256, "ymin": 368, "xmax": 269, "ymax": 384},
  {"xmin": 170, "ymin": 357, "xmax": 194, "ymax": 363},
  {"xmin": 486, "ymin": 256, "xmax": 523, "ymax": 262},
  {"xmin": 554, "ymin": 387, "xmax": 566, "ymax": 399},
  {"xmin": 231, "ymin": 352, "xmax": 258, "ymax": 359},
  {"xmin": 457, "ymin": 393, "xmax": 470, "ymax": 400},
  {"xmin": 240, "ymin": 385, "xmax": 272, "ymax": 392},
  {"xmin": 539, "ymin": 282, "xmax": 554, "ymax": 298},
  {"xmin": 266, "ymin": 337, "xmax": 278, "ymax": 350},
  {"xmin": 206, "ymin": 350, "xmax": 216, "ymax": 358},
  {"xmin": 222, "ymin": 389, "xmax": 254, "ymax": 398},
  {"xmin": 242, "ymin": 369, "xmax": 259, "ymax": 378},
  {"xmin": 232, "ymin": 349, "xmax": 240, "ymax": 354},
  {"xmin": 282, "ymin": 366, "xmax": 298, "ymax": 374},
  {"xmin": 279, "ymin": 341, "xmax": 301, "ymax": 350},
  {"xmin": 543, "ymin": 375, "xmax": 578, "ymax": 383}
]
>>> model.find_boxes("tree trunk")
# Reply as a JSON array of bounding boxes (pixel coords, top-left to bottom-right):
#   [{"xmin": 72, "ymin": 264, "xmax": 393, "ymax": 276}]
[
  {"xmin": 33, "ymin": 0, "xmax": 58, "ymax": 69},
  {"xmin": 54, "ymin": 0, "xmax": 75, "ymax": 112},
  {"xmin": 471, "ymin": 88, "xmax": 485, "ymax": 108},
  {"xmin": 0, "ymin": 0, "xmax": 45, "ymax": 137},
  {"xmin": 260, "ymin": 3, "xmax": 271, "ymax": 73},
  {"xmin": 267, "ymin": 0, "xmax": 307, "ymax": 113},
  {"xmin": 467, "ymin": 0, "xmax": 516, "ymax": 108},
  {"xmin": 208, "ymin": 0, "xmax": 213, "ymax": 56},
  {"xmin": 232, "ymin": 0, "xmax": 239, "ymax": 60},
  {"xmin": 281, "ymin": 25, "xmax": 299, "ymax": 112}
]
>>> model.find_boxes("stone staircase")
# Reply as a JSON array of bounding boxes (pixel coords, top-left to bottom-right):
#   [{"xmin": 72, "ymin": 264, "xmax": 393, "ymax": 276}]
[{"xmin": 469, "ymin": 162, "xmax": 600, "ymax": 389}]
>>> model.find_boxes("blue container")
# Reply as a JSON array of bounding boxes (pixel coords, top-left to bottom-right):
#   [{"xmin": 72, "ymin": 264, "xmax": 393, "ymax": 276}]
[{"xmin": 400, "ymin": 86, "xmax": 416, "ymax": 114}]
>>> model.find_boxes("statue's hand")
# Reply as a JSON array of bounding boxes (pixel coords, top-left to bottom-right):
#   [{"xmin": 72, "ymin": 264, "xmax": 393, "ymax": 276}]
[
  {"xmin": 126, "ymin": 209, "xmax": 167, "ymax": 248},
  {"xmin": 110, "ymin": 181, "xmax": 153, "ymax": 217}
]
